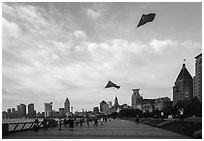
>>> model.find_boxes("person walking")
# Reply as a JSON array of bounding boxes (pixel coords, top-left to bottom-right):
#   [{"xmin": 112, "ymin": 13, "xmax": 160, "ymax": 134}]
[
  {"xmin": 70, "ymin": 117, "xmax": 74, "ymax": 131},
  {"xmin": 135, "ymin": 115, "xmax": 139, "ymax": 124},
  {"xmin": 58, "ymin": 118, "xmax": 62, "ymax": 130},
  {"xmin": 79, "ymin": 118, "xmax": 83, "ymax": 127},
  {"xmin": 161, "ymin": 111, "xmax": 164, "ymax": 119},
  {"xmin": 86, "ymin": 118, "xmax": 89, "ymax": 127},
  {"xmin": 94, "ymin": 118, "xmax": 98, "ymax": 127},
  {"xmin": 42, "ymin": 118, "xmax": 48, "ymax": 130},
  {"xmin": 179, "ymin": 108, "xmax": 184, "ymax": 121},
  {"xmin": 100, "ymin": 117, "xmax": 103, "ymax": 125},
  {"xmin": 33, "ymin": 118, "xmax": 39, "ymax": 131}
]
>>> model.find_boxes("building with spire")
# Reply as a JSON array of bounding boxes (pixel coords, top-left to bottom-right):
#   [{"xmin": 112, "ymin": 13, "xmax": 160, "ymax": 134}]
[
  {"xmin": 64, "ymin": 98, "xmax": 70, "ymax": 116},
  {"xmin": 113, "ymin": 97, "xmax": 119, "ymax": 111},
  {"xmin": 173, "ymin": 63, "xmax": 193, "ymax": 106}
]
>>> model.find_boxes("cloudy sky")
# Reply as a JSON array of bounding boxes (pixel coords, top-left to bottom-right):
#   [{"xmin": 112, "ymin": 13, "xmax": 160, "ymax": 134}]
[{"xmin": 2, "ymin": 2, "xmax": 202, "ymax": 112}]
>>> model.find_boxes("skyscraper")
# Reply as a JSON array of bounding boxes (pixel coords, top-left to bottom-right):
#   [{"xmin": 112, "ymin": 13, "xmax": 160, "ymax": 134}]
[
  {"xmin": 100, "ymin": 101, "xmax": 106, "ymax": 112},
  {"xmin": 64, "ymin": 98, "xmax": 70, "ymax": 117},
  {"xmin": 131, "ymin": 89, "xmax": 142, "ymax": 110},
  {"xmin": 7, "ymin": 108, "xmax": 11, "ymax": 119},
  {"xmin": 20, "ymin": 104, "xmax": 26, "ymax": 118},
  {"xmin": 28, "ymin": 103, "xmax": 36, "ymax": 118},
  {"xmin": 44, "ymin": 103, "xmax": 52, "ymax": 118},
  {"xmin": 173, "ymin": 63, "xmax": 193, "ymax": 106},
  {"xmin": 59, "ymin": 108, "xmax": 65, "ymax": 117},
  {"xmin": 193, "ymin": 53, "xmax": 202, "ymax": 101},
  {"xmin": 17, "ymin": 105, "xmax": 20, "ymax": 118}
]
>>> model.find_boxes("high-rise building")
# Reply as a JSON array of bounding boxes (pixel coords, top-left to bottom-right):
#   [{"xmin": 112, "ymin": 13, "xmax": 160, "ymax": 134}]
[
  {"xmin": 28, "ymin": 103, "xmax": 36, "ymax": 118},
  {"xmin": 7, "ymin": 108, "xmax": 11, "ymax": 119},
  {"xmin": 173, "ymin": 63, "xmax": 193, "ymax": 106},
  {"xmin": 193, "ymin": 53, "xmax": 202, "ymax": 101},
  {"xmin": 11, "ymin": 108, "xmax": 17, "ymax": 119},
  {"xmin": 64, "ymin": 98, "xmax": 70, "ymax": 117},
  {"xmin": 44, "ymin": 103, "xmax": 52, "ymax": 118},
  {"xmin": 17, "ymin": 105, "xmax": 20, "ymax": 118},
  {"xmin": 131, "ymin": 89, "xmax": 142, "ymax": 110},
  {"xmin": 100, "ymin": 101, "xmax": 106, "ymax": 112},
  {"xmin": 99, "ymin": 101, "xmax": 110, "ymax": 114},
  {"xmin": 59, "ymin": 108, "xmax": 65, "ymax": 117},
  {"xmin": 20, "ymin": 104, "xmax": 26, "ymax": 118}
]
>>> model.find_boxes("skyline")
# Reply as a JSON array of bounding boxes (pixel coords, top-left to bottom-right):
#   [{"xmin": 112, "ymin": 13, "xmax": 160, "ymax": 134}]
[{"xmin": 2, "ymin": 2, "xmax": 202, "ymax": 112}]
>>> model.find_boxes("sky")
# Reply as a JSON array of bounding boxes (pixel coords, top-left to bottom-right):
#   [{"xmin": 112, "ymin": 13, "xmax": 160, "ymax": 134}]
[{"xmin": 2, "ymin": 2, "xmax": 202, "ymax": 113}]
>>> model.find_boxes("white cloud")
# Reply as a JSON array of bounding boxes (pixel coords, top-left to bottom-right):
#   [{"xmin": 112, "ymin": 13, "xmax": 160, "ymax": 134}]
[
  {"xmin": 149, "ymin": 39, "xmax": 178, "ymax": 53},
  {"xmin": 74, "ymin": 30, "xmax": 87, "ymax": 40},
  {"xmin": 87, "ymin": 8, "xmax": 101, "ymax": 18},
  {"xmin": 2, "ymin": 17, "xmax": 22, "ymax": 39}
]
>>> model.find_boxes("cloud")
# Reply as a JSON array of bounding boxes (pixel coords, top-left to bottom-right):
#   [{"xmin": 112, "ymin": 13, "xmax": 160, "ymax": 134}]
[
  {"xmin": 149, "ymin": 39, "xmax": 178, "ymax": 53},
  {"xmin": 74, "ymin": 30, "xmax": 88, "ymax": 40},
  {"xmin": 87, "ymin": 8, "xmax": 101, "ymax": 18},
  {"xmin": 2, "ymin": 17, "xmax": 22, "ymax": 39}
]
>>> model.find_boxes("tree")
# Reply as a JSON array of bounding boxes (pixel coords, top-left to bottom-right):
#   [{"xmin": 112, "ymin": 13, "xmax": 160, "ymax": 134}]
[{"xmin": 173, "ymin": 97, "xmax": 202, "ymax": 117}]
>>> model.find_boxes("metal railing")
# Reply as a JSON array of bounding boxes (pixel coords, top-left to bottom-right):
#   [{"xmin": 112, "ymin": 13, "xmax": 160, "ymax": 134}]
[{"xmin": 2, "ymin": 121, "xmax": 43, "ymax": 136}]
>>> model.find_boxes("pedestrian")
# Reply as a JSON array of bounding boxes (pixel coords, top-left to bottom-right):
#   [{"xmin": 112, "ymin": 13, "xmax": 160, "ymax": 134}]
[
  {"xmin": 76, "ymin": 118, "xmax": 79, "ymax": 126},
  {"xmin": 86, "ymin": 118, "xmax": 89, "ymax": 127},
  {"xmin": 70, "ymin": 117, "xmax": 74, "ymax": 131},
  {"xmin": 179, "ymin": 108, "xmax": 184, "ymax": 121},
  {"xmin": 42, "ymin": 118, "xmax": 48, "ymax": 130},
  {"xmin": 33, "ymin": 118, "xmax": 39, "ymax": 131},
  {"xmin": 79, "ymin": 118, "xmax": 83, "ymax": 127},
  {"xmin": 100, "ymin": 118, "xmax": 103, "ymax": 125},
  {"xmin": 94, "ymin": 118, "xmax": 98, "ymax": 127},
  {"xmin": 64, "ymin": 118, "xmax": 67, "ymax": 127},
  {"xmin": 135, "ymin": 115, "xmax": 139, "ymax": 124},
  {"xmin": 109, "ymin": 118, "xmax": 111, "ymax": 122},
  {"xmin": 58, "ymin": 118, "xmax": 62, "ymax": 130},
  {"xmin": 161, "ymin": 111, "xmax": 164, "ymax": 119}
]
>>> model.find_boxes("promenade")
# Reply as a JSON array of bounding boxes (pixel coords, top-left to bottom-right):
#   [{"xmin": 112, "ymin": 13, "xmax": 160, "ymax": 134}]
[{"xmin": 3, "ymin": 119, "xmax": 192, "ymax": 139}]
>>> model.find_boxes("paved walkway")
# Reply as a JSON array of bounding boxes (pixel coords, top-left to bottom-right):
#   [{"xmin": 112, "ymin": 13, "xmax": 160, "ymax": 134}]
[{"xmin": 3, "ymin": 119, "xmax": 192, "ymax": 139}]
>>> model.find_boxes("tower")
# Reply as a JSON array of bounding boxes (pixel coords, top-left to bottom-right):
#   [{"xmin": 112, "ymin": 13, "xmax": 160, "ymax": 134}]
[
  {"xmin": 28, "ymin": 103, "xmax": 35, "ymax": 118},
  {"xmin": 20, "ymin": 104, "xmax": 26, "ymax": 118},
  {"xmin": 131, "ymin": 89, "xmax": 142, "ymax": 110},
  {"xmin": 64, "ymin": 98, "xmax": 70, "ymax": 117},
  {"xmin": 194, "ymin": 53, "xmax": 202, "ymax": 101},
  {"xmin": 44, "ymin": 103, "xmax": 52, "ymax": 118},
  {"xmin": 173, "ymin": 63, "xmax": 193, "ymax": 106}
]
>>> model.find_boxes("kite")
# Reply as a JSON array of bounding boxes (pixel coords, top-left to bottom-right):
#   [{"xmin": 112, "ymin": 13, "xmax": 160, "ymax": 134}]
[
  {"xmin": 137, "ymin": 13, "xmax": 156, "ymax": 28},
  {"xmin": 105, "ymin": 81, "xmax": 120, "ymax": 89}
]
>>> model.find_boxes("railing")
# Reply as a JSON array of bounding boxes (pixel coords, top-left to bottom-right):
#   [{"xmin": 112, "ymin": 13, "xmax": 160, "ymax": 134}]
[{"xmin": 2, "ymin": 122, "xmax": 43, "ymax": 136}]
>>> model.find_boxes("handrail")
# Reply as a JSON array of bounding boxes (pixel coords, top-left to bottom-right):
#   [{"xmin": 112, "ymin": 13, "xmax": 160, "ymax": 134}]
[{"xmin": 2, "ymin": 121, "xmax": 43, "ymax": 135}]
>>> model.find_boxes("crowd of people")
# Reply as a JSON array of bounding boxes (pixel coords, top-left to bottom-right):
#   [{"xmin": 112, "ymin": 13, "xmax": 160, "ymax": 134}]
[
  {"xmin": 32, "ymin": 116, "xmax": 112, "ymax": 132},
  {"xmin": 57, "ymin": 117, "xmax": 111, "ymax": 131},
  {"xmin": 33, "ymin": 108, "xmax": 185, "ymax": 132}
]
